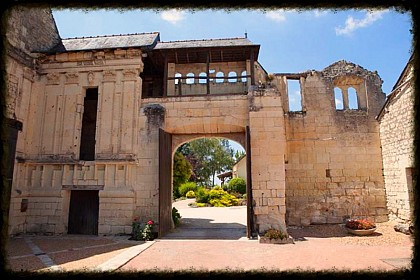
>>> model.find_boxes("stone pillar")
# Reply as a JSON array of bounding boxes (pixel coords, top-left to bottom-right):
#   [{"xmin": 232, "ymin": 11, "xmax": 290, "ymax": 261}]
[{"xmin": 248, "ymin": 88, "xmax": 287, "ymax": 233}]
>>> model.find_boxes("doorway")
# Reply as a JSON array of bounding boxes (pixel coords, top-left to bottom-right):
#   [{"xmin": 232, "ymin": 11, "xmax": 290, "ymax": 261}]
[{"xmin": 68, "ymin": 190, "xmax": 99, "ymax": 235}]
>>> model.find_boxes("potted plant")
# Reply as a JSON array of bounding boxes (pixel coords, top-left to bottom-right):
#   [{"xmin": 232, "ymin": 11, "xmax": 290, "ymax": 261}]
[
  {"xmin": 345, "ymin": 218, "xmax": 376, "ymax": 236},
  {"xmin": 259, "ymin": 228, "xmax": 294, "ymax": 244}
]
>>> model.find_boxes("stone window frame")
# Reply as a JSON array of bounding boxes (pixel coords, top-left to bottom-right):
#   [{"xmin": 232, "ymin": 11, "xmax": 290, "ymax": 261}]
[{"xmin": 332, "ymin": 76, "xmax": 367, "ymax": 111}]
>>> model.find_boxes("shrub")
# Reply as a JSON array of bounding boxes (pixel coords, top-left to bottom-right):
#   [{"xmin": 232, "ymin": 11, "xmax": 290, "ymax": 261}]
[
  {"xmin": 264, "ymin": 228, "xmax": 287, "ymax": 240},
  {"xmin": 242, "ymin": 193, "xmax": 247, "ymax": 200},
  {"xmin": 132, "ymin": 219, "xmax": 155, "ymax": 241},
  {"xmin": 228, "ymin": 177, "xmax": 246, "ymax": 194},
  {"xmin": 186, "ymin": 190, "xmax": 195, "ymax": 198},
  {"xmin": 196, "ymin": 202, "xmax": 207, "ymax": 207},
  {"xmin": 178, "ymin": 182, "xmax": 197, "ymax": 197},
  {"xmin": 172, "ymin": 207, "xmax": 181, "ymax": 227},
  {"xmin": 195, "ymin": 187, "xmax": 210, "ymax": 203},
  {"xmin": 208, "ymin": 188, "xmax": 239, "ymax": 207}
]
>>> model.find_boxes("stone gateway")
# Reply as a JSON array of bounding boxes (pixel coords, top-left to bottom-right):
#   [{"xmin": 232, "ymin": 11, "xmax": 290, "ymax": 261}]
[{"xmin": 4, "ymin": 7, "xmax": 412, "ymax": 237}]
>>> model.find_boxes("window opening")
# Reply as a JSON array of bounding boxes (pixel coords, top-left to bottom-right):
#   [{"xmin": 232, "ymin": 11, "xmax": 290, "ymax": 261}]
[
  {"xmin": 228, "ymin": 71, "xmax": 237, "ymax": 83},
  {"xmin": 186, "ymin": 73, "xmax": 194, "ymax": 85},
  {"xmin": 216, "ymin": 72, "xmax": 225, "ymax": 83},
  {"xmin": 174, "ymin": 73, "xmax": 182, "ymax": 85},
  {"xmin": 79, "ymin": 88, "xmax": 98, "ymax": 161},
  {"xmin": 241, "ymin": 70, "xmax": 247, "ymax": 82},
  {"xmin": 287, "ymin": 79, "xmax": 302, "ymax": 111},
  {"xmin": 348, "ymin": 87, "xmax": 358, "ymax": 109},
  {"xmin": 198, "ymin": 72, "xmax": 207, "ymax": 84},
  {"xmin": 334, "ymin": 87, "xmax": 344, "ymax": 110}
]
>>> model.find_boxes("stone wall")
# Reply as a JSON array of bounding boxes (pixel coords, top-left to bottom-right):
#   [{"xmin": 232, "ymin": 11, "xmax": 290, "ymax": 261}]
[
  {"xmin": 379, "ymin": 61, "xmax": 414, "ymax": 222},
  {"xmin": 280, "ymin": 61, "xmax": 388, "ymax": 226},
  {"xmin": 7, "ymin": 6, "xmax": 61, "ymax": 56},
  {"xmin": 8, "ymin": 48, "xmax": 144, "ymax": 235}
]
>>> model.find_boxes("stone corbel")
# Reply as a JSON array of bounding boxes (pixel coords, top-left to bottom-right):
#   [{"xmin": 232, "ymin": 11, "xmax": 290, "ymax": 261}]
[
  {"xmin": 122, "ymin": 69, "xmax": 139, "ymax": 81},
  {"xmin": 103, "ymin": 70, "xmax": 117, "ymax": 82},
  {"xmin": 65, "ymin": 72, "xmax": 79, "ymax": 84},
  {"xmin": 46, "ymin": 72, "xmax": 60, "ymax": 85}
]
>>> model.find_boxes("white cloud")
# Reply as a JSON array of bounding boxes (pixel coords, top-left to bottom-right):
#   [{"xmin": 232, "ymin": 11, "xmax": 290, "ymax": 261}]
[
  {"xmin": 160, "ymin": 9, "xmax": 185, "ymax": 24},
  {"xmin": 335, "ymin": 10, "xmax": 388, "ymax": 36},
  {"xmin": 314, "ymin": 9, "xmax": 328, "ymax": 17},
  {"xmin": 266, "ymin": 9, "xmax": 287, "ymax": 22},
  {"xmin": 335, "ymin": 98, "xmax": 343, "ymax": 106}
]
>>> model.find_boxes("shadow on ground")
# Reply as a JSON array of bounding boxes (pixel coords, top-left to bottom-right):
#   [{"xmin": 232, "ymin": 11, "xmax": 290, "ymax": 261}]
[
  {"xmin": 287, "ymin": 224, "xmax": 383, "ymax": 240},
  {"xmin": 163, "ymin": 218, "xmax": 247, "ymax": 240},
  {"xmin": 7, "ymin": 236, "xmax": 142, "ymax": 272}
]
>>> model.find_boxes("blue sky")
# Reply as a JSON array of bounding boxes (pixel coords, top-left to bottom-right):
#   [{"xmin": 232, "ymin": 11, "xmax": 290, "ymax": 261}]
[{"xmin": 52, "ymin": 7, "xmax": 412, "ymax": 155}]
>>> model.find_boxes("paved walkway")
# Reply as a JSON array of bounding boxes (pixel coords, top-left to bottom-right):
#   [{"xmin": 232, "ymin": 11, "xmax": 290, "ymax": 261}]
[
  {"xmin": 120, "ymin": 199, "xmax": 413, "ymax": 272},
  {"xmin": 6, "ymin": 199, "xmax": 413, "ymax": 272}
]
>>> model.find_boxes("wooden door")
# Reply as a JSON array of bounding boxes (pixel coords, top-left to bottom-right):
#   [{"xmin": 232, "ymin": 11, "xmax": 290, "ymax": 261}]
[
  {"xmin": 68, "ymin": 190, "xmax": 99, "ymax": 235},
  {"xmin": 159, "ymin": 128, "xmax": 172, "ymax": 237},
  {"xmin": 246, "ymin": 126, "xmax": 257, "ymax": 238}
]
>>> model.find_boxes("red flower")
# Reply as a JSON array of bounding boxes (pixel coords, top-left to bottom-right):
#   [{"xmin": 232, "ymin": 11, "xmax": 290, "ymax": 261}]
[
  {"xmin": 147, "ymin": 220, "xmax": 154, "ymax": 225},
  {"xmin": 133, "ymin": 216, "xmax": 139, "ymax": 222}
]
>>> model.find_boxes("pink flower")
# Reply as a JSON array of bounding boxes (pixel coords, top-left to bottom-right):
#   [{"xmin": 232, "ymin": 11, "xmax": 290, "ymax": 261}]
[{"xmin": 147, "ymin": 220, "xmax": 154, "ymax": 225}]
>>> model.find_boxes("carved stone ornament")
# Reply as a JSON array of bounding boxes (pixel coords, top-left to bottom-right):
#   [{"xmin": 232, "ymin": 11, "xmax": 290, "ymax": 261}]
[
  {"xmin": 46, "ymin": 73, "xmax": 60, "ymax": 85},
  {"xmin": 65, "ymin": 72, "xmax": 79, "ymax": 84},
  {"xmin": 103, "ymin": 70, "xmax": 117, "ymax": 82},
  {"xmin": 122, "ymin": 69, "xmax": 138, "ymax": 81},
  {"xmin": 87, "ymin": 71, "xmax": 95, "ymax": 85}
]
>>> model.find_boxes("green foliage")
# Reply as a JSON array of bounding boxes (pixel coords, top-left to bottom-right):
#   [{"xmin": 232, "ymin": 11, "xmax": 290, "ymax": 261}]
[
  {"xmin": 196, "ymin": 202, "xmax": 207, "ymax": 207},
  {"xmin": 195, "ymin": 187, "xmax": 210, "ymax": 203},
  {"xmin": 264, "ymin": 228, "xmax": 288, "ymax": 240},
  {"xmin": 179, "ymin": 182, "xmax": 198, "ymax": 197},
  {"xmin": 132, "ymin": 219, "xmax": 155, "ymax": 241},
  {"xmin": 208, "ymin": 188, "xmax": 239, "ymax": 207},
  {"xmin": 184, "ymin": 138, "xmax": 235, "ymax": 187},
  {"xmin": 173, "ymin": 152, "xmax": 192, "ymax": 198},
  {"xmin": 172, "ymin": 207, "xmax": 181, "ymax": 227},
  {"xmin": 186, "ymin": 190, "xmax": 195, "ymax": 198},
  {"xmin": 242, "ymin": 193, "xmax": 247, "ymax": 200},
  {"xmin": 228, "ymin": 177, "xmax": 246, "ymax": 194}
]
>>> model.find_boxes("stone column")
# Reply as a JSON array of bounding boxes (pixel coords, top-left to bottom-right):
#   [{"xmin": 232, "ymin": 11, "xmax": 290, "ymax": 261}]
[{"xmin": 248, "ymin": 88, "xmax": 287, "ymax": 233}]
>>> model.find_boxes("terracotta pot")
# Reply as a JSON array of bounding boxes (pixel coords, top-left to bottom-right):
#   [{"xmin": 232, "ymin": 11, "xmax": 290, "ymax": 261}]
[{"xmin": 346, "ymin": 226, "xmax": 377, "ymax": 236}]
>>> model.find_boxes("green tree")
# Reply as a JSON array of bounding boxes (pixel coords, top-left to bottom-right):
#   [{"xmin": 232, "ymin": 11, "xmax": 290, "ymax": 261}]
[
  {"xmin": 188, "ymin": 138, "xmax": 235, "ymax": 187},
  {"xmin": 172, "ymin": 152, "xmax": 192, "ymax": 198}
]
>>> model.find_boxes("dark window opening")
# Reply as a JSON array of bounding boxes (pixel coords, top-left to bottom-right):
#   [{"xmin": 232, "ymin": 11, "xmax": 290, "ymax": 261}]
[{"xmin": 79, "ymin": 88, "xmax": 98, "ymax": 161}]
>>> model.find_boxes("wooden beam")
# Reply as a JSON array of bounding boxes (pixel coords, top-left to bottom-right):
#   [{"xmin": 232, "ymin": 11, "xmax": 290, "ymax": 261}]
[
  {"xmin": 163, "ymin": 54, "xmax": 168, "ymax": 97},
  {"xmin": 250, "ymin": 50, "xmax": 255, "ymax": 86},
  {"xmin": 206, "ymin": 53, "xmax": 210, "ymax": 95}
]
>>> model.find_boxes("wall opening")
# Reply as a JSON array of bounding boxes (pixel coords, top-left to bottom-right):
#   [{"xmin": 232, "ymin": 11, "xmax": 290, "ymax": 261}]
[
  {"xmin": 169, "ymin": 137, "xmax": 247, "ymax": 239},
  {"xmin": 199, "ymin": 72, "xmax": 207, "ymax": 84},
  {"xmin": 287, "ymin": 79, "xmax": 302, "ymax": 111},
  {"xmin": 334, "ymin": 87, "xmax": 344, "ymax": 110},
  {"xmin": 406, "ymin": 167, "xmax": 414, "ymax": 220},
  {"xmin": 228, "ymin": 71, "xmax": 237, "ymax": 83},
  {"xmin": 174, "ymin": 73, "xmax": 182, "ymax": 85},
  {"xmin": 348, "ymin": 87, "xmax": 358, "ymax": 109},
  {"xmin": 186, "ymin": 73, "xmax": 194, "ymax": 84},
  {"xmin": 79, "ymin": 88, "xmax": 98, "ymax": 161},
  {"xmin": 216, "ymin": 71, "xmax": 224, "ymax": 83}
]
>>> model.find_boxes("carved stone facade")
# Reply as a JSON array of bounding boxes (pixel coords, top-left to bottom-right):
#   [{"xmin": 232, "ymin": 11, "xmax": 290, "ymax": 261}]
[{"xmin": 5, "ymin": 7, "xmax": 409, "ymax": 237}]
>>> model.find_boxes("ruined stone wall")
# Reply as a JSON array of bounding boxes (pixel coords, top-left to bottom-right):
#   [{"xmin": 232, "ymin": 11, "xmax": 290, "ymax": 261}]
[
  {"xmin": 281, "ymin": 61, "xmax": 388, "ymax": 226},
  {"xmin": 379, "ymin": 63, "xmax": 414, "ymax": 222},
  {"xmin": 7, "ymin": 7, "xmax": 61, "ymax": 56},
  {"xmin": 8, "ymin": 48, "xmax": 143, "ymax": 235}
]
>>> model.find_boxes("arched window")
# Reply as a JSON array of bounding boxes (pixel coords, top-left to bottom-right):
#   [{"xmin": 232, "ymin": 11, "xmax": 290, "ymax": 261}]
[
  {"xmin": 174, "ymin": 73, "xmax": 182, "ymax": 85},
  {"xmin": 241, "ymin": 70, "xmax": 247, "ymax": 82},
  {"xmin": 199, "ymin": 72, "xmax": 207, "ymax": 84},
  {"xmin": 334, "ymin": 87, "xmax": 344, "ymax": 110},
  {"xmin": 348, "ymin": 87, "xmax": 358, "ymax": 109},
  {"xmin": 216, "ymin": 72, "xmax": 224, "ymax": 83},
  {"xmin": 186, "ymin": 73, "xmax": 194, "ymax": 85},
  {"xmin": 228, "ymin": 71, "xmax": 237, "ymax": 83}
]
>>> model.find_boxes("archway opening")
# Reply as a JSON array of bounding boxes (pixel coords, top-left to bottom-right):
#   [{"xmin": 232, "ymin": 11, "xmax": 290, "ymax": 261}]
[{"xmin": 168, "ymin": 137, "xmax": 248, "ymax": 240}]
